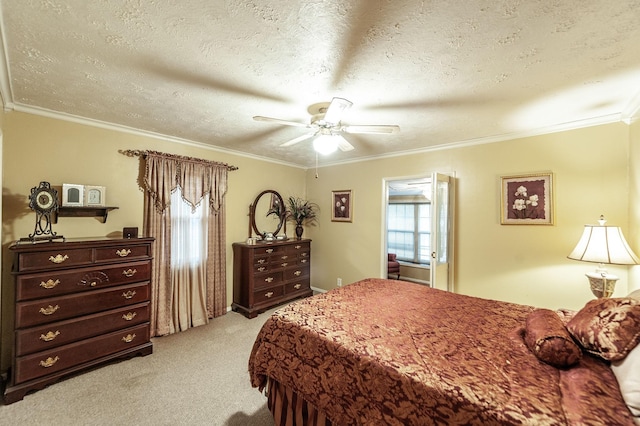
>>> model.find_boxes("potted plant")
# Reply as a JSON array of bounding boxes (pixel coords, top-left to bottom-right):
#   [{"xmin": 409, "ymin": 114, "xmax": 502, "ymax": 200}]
[{"xmin": 286, "ymin": 196, "xmax": 319, "ymax": 239}]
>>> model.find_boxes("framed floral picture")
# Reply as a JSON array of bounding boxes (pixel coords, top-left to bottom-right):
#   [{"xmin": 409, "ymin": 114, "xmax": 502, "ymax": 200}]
[
  {"xmin": 332, "ymin": 190, "xmax": 352, "ymax": 222},
  {"xmin": 500, "ymin": 173, "xmax": 553, "ymax": 225}
]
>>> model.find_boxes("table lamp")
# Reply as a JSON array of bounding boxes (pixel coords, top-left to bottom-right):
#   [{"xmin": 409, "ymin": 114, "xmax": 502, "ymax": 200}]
[{"xmin": 567, "ymin": 216, "xmax": 639, "ymax": 298}]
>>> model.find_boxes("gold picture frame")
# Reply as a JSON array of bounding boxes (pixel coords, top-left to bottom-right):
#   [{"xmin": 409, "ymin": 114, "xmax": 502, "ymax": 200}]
[
  {"xmin": 500, "ymin": 173, "xmax": 553, "ymax": 225},
  {"xmin": 331, "ymin": 190, "xmax": 353, "ymax": 222}
]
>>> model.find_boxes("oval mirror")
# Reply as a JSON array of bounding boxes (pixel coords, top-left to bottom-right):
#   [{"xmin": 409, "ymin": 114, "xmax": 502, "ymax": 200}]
[{"xmin": 250, "ymin": 190, "xmax": 285, "ymax": 240}]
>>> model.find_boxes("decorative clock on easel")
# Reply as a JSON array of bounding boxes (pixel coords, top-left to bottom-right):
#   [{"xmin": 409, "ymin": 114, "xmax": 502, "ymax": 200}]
[{"xmin": 22, "ymin": 181, "xmax": 65, "ymax": 243}]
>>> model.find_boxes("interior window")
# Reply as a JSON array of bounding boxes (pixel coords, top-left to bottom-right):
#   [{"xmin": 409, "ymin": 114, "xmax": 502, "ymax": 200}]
[
  {"xmin": 170, "ymin": 188, "xmax": 209, "ymax": 268},
  {"xmin": 387, "ymin": 203, "xmax": 431, "ymax": 264}
]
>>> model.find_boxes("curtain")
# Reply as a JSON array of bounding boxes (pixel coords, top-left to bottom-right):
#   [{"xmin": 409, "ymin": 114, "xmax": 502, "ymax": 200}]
[{"xmin": 142, "ymin": 151, "xmax": 229, "ymax": 336}]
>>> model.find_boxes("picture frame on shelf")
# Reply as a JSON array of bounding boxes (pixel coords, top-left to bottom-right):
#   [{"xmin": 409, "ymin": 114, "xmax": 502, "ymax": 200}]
[
  {"xmin": 62, "ymin": 183, "xmax": 84, "ymax": 207},
  {"xmin": 500, "ymin": 173, "xmax": 553, "ymax": 225},
  {"xmin": 84, "ymin": 185, "xmax": 106, "ymax": 207},
  {"xmin": 331, "ymin": 190, "xmax": 353, "ymax": 222}
]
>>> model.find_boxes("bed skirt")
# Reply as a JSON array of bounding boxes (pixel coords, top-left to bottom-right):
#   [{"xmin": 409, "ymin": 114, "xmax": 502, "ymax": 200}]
[{"xmin": 267, "ymin": 379, "xmax": 333, "ymax": 426}]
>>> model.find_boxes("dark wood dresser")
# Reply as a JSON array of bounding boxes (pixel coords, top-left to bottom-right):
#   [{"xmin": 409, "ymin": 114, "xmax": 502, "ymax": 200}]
[
  {"xmin": 232, "ymin": 239, "xmax": 312, "ymax": 318},
  {"xmin": 3, "ymin": 237, "xmax": 154, "ymax": 404}
]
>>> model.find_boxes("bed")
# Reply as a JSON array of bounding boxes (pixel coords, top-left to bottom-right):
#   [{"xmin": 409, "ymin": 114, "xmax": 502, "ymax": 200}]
[{"xmin": 249, "ymin": 278, "xmax": 640, "ymax": 425}]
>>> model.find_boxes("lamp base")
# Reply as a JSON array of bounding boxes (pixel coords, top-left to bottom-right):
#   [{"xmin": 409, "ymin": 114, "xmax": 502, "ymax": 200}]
[{"xmin": 585, "ymin": 271, "xmax": 619, "ymax": 298}]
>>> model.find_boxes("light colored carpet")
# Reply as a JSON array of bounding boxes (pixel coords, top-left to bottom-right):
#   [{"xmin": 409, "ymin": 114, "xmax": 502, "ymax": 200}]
[{"xmin": 0, "ymin": 309, "xmax": 277, "ymax": 426}]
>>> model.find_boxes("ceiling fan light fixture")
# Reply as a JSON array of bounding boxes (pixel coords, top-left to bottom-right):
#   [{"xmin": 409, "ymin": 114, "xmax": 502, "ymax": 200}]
[{"xmin": 313, "ymin": 134, "xmax": 339, "ymax": 155}]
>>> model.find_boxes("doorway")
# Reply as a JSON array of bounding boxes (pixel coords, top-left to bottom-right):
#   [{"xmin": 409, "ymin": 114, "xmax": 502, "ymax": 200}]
[{"xmin": 383, "ymin": 173, "xmax": 454, "ymax": 291}]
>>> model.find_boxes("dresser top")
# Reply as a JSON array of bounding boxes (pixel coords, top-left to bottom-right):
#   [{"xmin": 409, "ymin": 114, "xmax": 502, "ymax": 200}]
[
  {"xmin": 233, "ymin": 238, "xmax": 311, "ymax": 249},
  {"xmin": 10, "ymin": 236, "xmax": 155, "ymax": 252}
]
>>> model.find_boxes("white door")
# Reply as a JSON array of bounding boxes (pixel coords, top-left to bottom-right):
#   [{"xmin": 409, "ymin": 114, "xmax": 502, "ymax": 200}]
[{"xmin": 430, "ymin": 173, "xmax": 454, "ymax": 291}]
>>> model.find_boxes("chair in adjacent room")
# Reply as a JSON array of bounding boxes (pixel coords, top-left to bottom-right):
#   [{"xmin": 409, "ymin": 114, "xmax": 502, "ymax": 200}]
[{"xmin": 388, "ymin": 253, "xmax": 400, "ymax": 279}]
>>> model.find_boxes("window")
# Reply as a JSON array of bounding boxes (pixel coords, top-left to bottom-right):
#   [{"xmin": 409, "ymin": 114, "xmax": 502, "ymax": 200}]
[
  {"xmin": 387, "ymin": 203, "xmax": 431, "ymax": 264},
  {"xmin": 170, "ymin": 188, "xmax": 208, "ymax": 268}
]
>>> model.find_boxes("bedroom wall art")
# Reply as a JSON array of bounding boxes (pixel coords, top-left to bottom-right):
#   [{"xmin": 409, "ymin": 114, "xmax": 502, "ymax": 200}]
[
  {"xmin": 500, "ymin": 173, "xmax": 553, "ymax": 225},
  {"xmin": 332, "ymin": 190, "xmax": 353, "ymax": 222}
]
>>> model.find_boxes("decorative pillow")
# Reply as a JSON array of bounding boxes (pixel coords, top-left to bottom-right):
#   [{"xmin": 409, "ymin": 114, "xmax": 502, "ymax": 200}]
[
  {"xmin": 611, "ymin": 342, "xmax": 640, "ymax": 417},
  {"xmin": 524, "ymin": 308, "xmax": 582, "ymax": 368},
  {"xmin": 628, "ymin": 289, "xmax": 640, "ymax": 301},
  {"xmin": 567, "ymin": 298, "xmax": 640, "ymax": 362}
]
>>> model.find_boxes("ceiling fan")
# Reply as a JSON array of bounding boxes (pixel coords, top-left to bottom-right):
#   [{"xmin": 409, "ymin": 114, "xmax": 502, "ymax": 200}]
[{"xmin": 253, "ymin": 97, "xmax": 400, "ymax": 154}]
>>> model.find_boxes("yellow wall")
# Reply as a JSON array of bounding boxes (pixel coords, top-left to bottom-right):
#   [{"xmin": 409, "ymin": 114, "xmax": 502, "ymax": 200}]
[
  {"xmin": 0, "ymin": 111, "xmax": 306, "ymax": 370},
  {"xmin": 629, "ymin": 118, "xmax": 640, "ymax": 292},
  {"xmin": 305, "ymin": 122, "xmax": 634, "ymax": 310}
]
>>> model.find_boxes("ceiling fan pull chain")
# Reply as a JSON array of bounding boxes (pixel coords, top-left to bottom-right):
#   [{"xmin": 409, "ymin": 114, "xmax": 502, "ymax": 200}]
[{"xmin": 315, "ymin": 152, "xmax": 319, "ymax": 178}]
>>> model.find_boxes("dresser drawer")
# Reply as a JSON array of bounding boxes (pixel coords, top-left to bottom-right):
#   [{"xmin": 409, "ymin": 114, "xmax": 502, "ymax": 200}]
[
  {"xmin": 285, "ymin": 281, "xmax": 310, "ymax": 295},
  {"xmin": 16, "ymin": 261, "xmax": 151, "ymax": 301},
  {"xmin": 253, "ymin": 286, "xmax": 284, "ymax": 305},
  {"xmin": 253, "ymin": 271, "xmax": 283, "ymax": 289},
  {"xmin": 254, "ymin": 245, "xmax": 284, "ymax": 256},
  {"xmin": 16, "ymin": 303, "xmax": 150, "ymax": 356},
  {"xmin": 16, "ymin": 282, "xmax": 150, "ymax": 328},
  {"xmin": 94, "ymin": 244, "xmax": 152, "ymax": 262},
  {"xmin": 285, "ymin": 242, "xmax": 310, "ymax": 254},
  {"xmin": 14, "ymin": 323, "xmax": 150, "ymax": 384},
  {"xmin": 284, "ymin": 265, "xmax": 310, "ymax": 281},
  {"xmin": 16, "ymin": 248, "xmax": 93, "ymax": 272}
]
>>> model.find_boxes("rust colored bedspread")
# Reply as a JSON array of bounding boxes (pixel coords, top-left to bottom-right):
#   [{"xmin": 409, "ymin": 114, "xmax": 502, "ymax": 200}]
[{"xmin": 249, "ymin": 278, "xmax": 634, "ymax": 425}]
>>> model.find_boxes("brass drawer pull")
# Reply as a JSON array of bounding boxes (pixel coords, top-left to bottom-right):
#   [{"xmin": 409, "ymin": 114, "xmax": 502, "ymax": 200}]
[
  {"xmin": 39, "ymin": 356, "xmax": 59, "ymax": 368},
  {"xmin": 257, "ymin": 267, "xmax": 266, "ymax": 272},
  {"xmin": 39, "ymin": 305, "xmax": 60, "ymax": 315},
  {"xmin": 116, "ymin": 249, "xmax": 131, "ymax": 257},
  {"xmin": 281, "ymin": 255, "xmax": 288, "ymax": 260},
  {"xmin": 122, "ymin": 334, "xmax": 136, "ymax": 343},
  {"xmin": 265, "ymin": 248, "xmax": 274, "ymax": 254},
  {"xmin": 281, "ymin": 262, "xmax": 288, "ymax": 267},
  {"xmin": 90, "ymin": 281, "xmax": 97, "ymax": 287},
  {"xmin": 49, "ymin": 254, "xmax": 69, "ymax": 264},
  {"xmin": 294, "ymin": 270, "xmax": 302, "ymax": 276},
  {"xmin": 40, "ymin": 279, "xmax": 60, "ymax": 289},
  {"xmin": 265, "ymin": 277, "xmax": 274, "ymax": 283},
  {"xmin": 301, "ymin": 253, "xmax": 308, "ymax": 257},
  {"xmin": 294, "ymin": 284, "xmax": 301, "ymax": 289},
  {"xmin": 257, "ymin": 259, "xmax": 266, "ymax": 264},
  {"xmin": 265, "ymin": 291, "xmax": 274, "ymax": 298},
  {"xmin": 122, "ymin": 290, "xmax": 137, "ymax": 299},
  {"xmin": 300, "ymin": 259, "xmax": 308, "ymax": 264},
  {"xmin": 39, "ymin": 331, "xmax": 60, "ymax": 342},
  {"xmin": 122, "ymin": 312, "xmax": 137, "ymax": 321},
  {"xmin": 122, "ymin": 269, "xmax": 137, "ymax": 277},
  {"xmin": 294, "ymin": 245, "xmax": 301, "ymax": 249}
]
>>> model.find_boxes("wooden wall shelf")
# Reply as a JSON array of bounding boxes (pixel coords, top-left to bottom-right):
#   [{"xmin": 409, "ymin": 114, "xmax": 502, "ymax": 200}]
[{"xmin": 54, "ymin": 206, "xmax": 119, "ymax": 223}]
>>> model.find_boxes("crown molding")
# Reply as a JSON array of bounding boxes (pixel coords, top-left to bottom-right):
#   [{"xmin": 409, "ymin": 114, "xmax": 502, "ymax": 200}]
[
  {"xmin": 622, "ymin": 89, "xmax": 640, "ymax": 124},
  {"xmin": 0, "ymin": 10, "xmax": 14, "ymax": 111}
]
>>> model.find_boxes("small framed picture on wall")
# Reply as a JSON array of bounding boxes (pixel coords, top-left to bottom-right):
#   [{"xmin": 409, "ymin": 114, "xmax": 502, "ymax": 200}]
[{"xmin": 331, "ymin": 190, "xmax": 353, "ymax": 222}]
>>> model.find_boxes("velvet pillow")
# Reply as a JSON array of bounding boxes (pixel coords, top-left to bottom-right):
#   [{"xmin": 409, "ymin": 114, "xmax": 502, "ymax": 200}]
[
  {"xmin": 524, "ymin": 308, "xmax": 582, "ymax": 368},
  {"xmin": 567, "ymin": 297, "xmax": 640, "ymax": 362}
]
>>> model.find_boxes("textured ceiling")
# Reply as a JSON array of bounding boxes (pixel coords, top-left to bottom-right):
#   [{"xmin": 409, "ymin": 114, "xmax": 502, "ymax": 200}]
[{"xmin": 1, "ymin": 0, "xmax": 640, "ymax": 167}]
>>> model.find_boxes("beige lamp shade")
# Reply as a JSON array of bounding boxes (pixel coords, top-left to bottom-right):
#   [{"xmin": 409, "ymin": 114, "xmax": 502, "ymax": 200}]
[
  {"xmin": 568, "ymin": 225, "xmax": 640, "ymax": 265},
  {"xmin": 568, "ymin": 218, "xmax": 640, "ymax": 298}
]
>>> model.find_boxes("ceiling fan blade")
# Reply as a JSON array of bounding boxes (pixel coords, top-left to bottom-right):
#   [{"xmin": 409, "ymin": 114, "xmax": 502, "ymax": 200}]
[
  {"xmin": 335, "ymin": 134, "xmax": 355, "ymax": 152},
  {"xmin": 323, "ymin": 97, "xmax": 353, "ymax": 124},
  {"xmin": 253, "ymin": 116, "xmax": 309, "ymax": 128},
  {"xmin": 280, "ymin": 132, "xmax": 317, "ymax": 147},
  {"xmin": 342, "ymin": 124, "xmax": 400, "ymax": 134}
]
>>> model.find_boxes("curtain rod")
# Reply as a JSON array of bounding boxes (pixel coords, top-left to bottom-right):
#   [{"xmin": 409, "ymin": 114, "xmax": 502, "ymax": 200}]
[{"xmin": 119, "ymin": 149, "xmax": 238, "ymax": 171}]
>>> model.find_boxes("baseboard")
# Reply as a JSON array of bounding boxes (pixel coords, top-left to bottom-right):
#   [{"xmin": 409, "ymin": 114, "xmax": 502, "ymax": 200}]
[{"xmin": 398, "ymin": 276, "xmax": 430, "ymax": 286}]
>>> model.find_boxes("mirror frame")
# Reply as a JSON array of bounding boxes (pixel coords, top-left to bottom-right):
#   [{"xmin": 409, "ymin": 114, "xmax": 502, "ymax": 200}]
[{"xmin": 250, "ymin": 189, "xmax": 286, "ymax": 239}]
